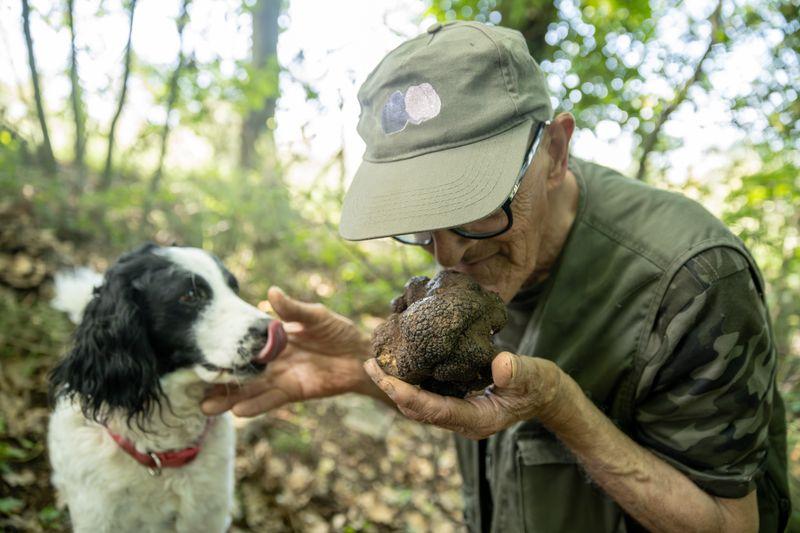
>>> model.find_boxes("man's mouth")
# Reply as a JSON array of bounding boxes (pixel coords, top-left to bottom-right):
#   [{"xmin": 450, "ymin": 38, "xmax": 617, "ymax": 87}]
[{"xmin": 200, "ymin": 321, "xmax": 288, "ymax": 376}]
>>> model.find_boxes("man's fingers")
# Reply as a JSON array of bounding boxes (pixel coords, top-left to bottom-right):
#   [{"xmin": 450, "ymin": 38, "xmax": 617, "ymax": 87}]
[
  {"xmin": 364, "ymin": 359, "xmax": 488, "ymax": 432},
  {"xmin": 201, "ymin": 392, "xmax": 240, "ymax": 415},
  {"xmin": 492, "ymin": 351, "xmax": 544, "ymax": 391},
  {"xmin": 268, "ymin": 286, "xmax": 325, "ymax": 325},
  {"xmin": 201, "ymin": 378, "xmax": 294, "ymax": 417},
  {"xmin": 231, "ymin": 388, "xmax": 292, "ymax": 417},
  {"xmin": 491, "ymin": 351, "xmax": 518, "ymax": 389},
  {"xmin": 363, "ymin": 357, "xmax": 444, "ymax": 419},
  {"xmin": 201, "ymin": 377, "xmax": 272, "ymax": 415},
  {"xmin": 363, "ymin": 358, "xmax": 399, "ymax": 397}
]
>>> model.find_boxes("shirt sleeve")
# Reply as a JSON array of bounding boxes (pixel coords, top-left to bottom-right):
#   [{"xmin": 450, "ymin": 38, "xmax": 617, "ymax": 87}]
[{"xmin": 633, "ymin": 247, "xmax": 777, "ymax": 498}]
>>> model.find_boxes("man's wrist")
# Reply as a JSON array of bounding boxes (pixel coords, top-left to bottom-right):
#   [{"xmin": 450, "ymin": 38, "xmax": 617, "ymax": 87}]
[{"xmin": 533, "ymin": 363, "xmax": 581, "ymax": 430}]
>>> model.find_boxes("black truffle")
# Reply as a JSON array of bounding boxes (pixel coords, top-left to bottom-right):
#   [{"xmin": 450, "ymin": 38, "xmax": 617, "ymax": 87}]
[{"xmin": 372, "ymin": 271, "xmax": 508, "ymax": 397}]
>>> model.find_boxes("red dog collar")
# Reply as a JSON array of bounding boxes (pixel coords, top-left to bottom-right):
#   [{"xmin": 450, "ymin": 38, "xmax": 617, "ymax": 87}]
[{"xmin": 107, "ymin": 418, "xmax": 214, "ymax": 476}]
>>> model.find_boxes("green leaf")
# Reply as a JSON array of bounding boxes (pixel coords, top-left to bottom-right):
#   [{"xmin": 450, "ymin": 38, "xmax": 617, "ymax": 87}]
[
  {"xmin": 0, "ymin": 443, "xmax": 29, "ymax": 461},
  {"xmin": 0, "ymin": 497, "xmax": 24, "ymax": 515},
  {"xmin": 38, "ymin": 505, "xmax": 62, "ymax": 524}
]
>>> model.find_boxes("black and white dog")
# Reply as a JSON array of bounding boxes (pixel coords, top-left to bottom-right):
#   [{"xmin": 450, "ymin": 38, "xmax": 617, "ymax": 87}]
[{"xmin": 48, "ymin": 244, "xmax": 286, "ymax": 532}]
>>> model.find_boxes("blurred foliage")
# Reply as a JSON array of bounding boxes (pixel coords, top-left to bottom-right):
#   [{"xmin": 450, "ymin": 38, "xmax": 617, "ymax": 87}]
[
  {"xmin": 428, "ymin": 0, "xmax": 800, "ymax": 174},
  {"xmin": 0, "ymin": 125, "xmax": 30, "ymax": 176},
  {"xmin": 0, "ymin": 288, "xmax": 73, "ymax": 361},
  {"xmin": 0, "ymin": 1, "xmax": 433, "ymax": 320},
  {"xmin": 0, "ymin": 156, "xmax": 432, "ymax": 320}
]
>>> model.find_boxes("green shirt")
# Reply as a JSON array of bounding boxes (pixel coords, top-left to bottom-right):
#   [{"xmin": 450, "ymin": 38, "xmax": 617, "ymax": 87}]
[
  {"xmin": 503, "ymin": 246, "xmax": 772, "ymax": 498},
  {"xmin": 455, "ymin": 157, "xmax": 787, "ymax": 532}
]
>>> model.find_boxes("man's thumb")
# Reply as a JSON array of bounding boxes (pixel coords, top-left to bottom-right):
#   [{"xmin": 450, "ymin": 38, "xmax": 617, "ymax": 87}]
[
  {"xmin": 492, "ymin": 352, "xmax": 537, "ymax": 389},
  {"xmin": 267, "ymin": 286, "xmax": 322, "ymax": 324}
]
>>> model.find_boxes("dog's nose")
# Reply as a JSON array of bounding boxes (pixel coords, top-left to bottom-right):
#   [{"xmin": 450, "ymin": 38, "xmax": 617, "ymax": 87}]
[{"xmin": 247, "ymin": 318, "xmax": 271, "ymax": 341}]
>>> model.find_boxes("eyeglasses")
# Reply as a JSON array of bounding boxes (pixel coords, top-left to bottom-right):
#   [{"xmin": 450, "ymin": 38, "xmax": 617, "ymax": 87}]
[{"xmin": 393, "ymin": 120, "xmax": 549, "ymax": 246}]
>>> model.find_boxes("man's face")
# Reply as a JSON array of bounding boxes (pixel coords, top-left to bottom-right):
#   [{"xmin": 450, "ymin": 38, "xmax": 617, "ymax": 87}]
[{"xmin": 421, "ymin": 148, "xmax": 552, "ymax": 303}]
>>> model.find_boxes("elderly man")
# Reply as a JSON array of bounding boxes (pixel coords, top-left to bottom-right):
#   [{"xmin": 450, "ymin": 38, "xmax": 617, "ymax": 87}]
[{"xmin": 204, "ymin": 21, "xmax": 789, "ymax": 532}]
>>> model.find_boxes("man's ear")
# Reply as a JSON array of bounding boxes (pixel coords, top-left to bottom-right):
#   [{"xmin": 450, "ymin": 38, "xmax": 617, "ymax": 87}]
[{"xmin": 544, "ymin": 112, "xmax": 575, "ymax": 189}]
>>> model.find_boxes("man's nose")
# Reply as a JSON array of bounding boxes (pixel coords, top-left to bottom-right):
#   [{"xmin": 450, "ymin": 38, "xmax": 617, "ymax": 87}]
[{"xmin": 430, "ymin": 230, "xmax": 472, "ymax": 268}]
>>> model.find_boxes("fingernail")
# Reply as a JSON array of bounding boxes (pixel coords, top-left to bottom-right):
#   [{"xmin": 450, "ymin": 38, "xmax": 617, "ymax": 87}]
[
  {"xmin": 201, "ymin": 400, "xmax": 220, "ymax": 415},
  {"xmin": 231, "ymin": 406, "xmax": 249, "ymax": 417},
  {"xmin": 364, "ymin": 360, "xmax": 394, "ymax": 396},
  {"xmin": 284, "ymin": 322, "xmax": 302, "ymax": 333},
  {"xmin": 363, "ymin": 358, "xmax": 378, "ymax": 376},
  {"xmin": 267, "ymin": 286, "xmax": 284, "ymax": 304}
]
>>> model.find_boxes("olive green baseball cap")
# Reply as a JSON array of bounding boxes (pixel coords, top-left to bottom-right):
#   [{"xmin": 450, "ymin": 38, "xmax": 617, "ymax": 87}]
[{"xmin": 339, "ymin": 20, "xmax": 553, "ymax": 241}]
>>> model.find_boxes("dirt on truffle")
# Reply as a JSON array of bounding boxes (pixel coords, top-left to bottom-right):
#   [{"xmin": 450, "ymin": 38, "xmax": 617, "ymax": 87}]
[{"xmin": 372, "ymin": 271, "xmax": 508, "ymax": 397}]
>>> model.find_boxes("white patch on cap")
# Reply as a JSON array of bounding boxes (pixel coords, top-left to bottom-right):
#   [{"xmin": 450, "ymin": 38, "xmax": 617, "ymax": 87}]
[
  {"xmin": 404, "ymin": 83, "xmax": 441, "ymax": 124},
  {"xmin": 381, "ymin": 82, "xmax": 441, "ymax": 135},
  {"xmin": 381, "ymin": 90, "xmax": 408, "ymax": 134}
]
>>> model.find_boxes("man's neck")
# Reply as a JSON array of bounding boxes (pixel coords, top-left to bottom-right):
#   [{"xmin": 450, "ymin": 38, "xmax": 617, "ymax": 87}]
[{"xmin": 527, "ymin": 168, "xmax": 580, "ymax": 286}]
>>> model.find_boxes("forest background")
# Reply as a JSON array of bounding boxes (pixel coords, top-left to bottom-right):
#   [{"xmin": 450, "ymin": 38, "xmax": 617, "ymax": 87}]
[{"xmin": 0, "ymin": 0, "xmax": 797, "ymax": 531}]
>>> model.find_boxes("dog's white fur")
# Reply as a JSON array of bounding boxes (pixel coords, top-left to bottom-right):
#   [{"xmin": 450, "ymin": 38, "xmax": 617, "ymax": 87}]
[
  {"xmin": 50, "ymin": 267, "xmax": 104, "ymax": 324},
  {"xmin": 48, "ymin": 247, "xmax": 270, "ymax": 533},
  {"xmin": 49, "ymin": 373, "xmax": 235, "ymax": 533}
]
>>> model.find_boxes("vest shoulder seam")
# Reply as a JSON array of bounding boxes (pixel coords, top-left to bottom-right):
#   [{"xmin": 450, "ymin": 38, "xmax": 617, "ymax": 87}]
[{"xmin": 580, "ymin": 216, "xmax": 667, "ymax": 271}]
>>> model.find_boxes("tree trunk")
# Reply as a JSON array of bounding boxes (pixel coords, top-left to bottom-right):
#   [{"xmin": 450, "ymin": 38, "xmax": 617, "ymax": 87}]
[
  {"xmin": 66, "ymin": 0, "xmax": 86, "ymax": 171},
  {"xmin": 21, "ymin": 0, "xmax": 56, "ymax": 172},
  {"xmin": 148, "ymin": 0, "xmax": 190, "ymax": 196},
  {"xmin": 239, "ymin": 0, "xmax": 280, "ymax": 170},
  {"xmin": 636, "ymin": 0, "xmax": 722, "ymax": 181},
  {"xmin": 100, "ymin": 0, "xmax": 137, "ymax": 190}
]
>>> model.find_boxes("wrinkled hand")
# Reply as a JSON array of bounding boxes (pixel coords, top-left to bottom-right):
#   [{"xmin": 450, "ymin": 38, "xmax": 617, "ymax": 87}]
[
  {"xmin": 363, "ymin": 352, "xmax": 567, "ymax": 440},
  {"xmin": 202, "ymin": 287, "xmax": 372, "ymax": 417}
]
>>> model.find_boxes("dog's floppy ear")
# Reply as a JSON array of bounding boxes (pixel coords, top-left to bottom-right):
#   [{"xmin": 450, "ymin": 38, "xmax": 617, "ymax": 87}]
[{"xmin": 50, "ymin": 260, "xmax": 162, "ymax": 425}]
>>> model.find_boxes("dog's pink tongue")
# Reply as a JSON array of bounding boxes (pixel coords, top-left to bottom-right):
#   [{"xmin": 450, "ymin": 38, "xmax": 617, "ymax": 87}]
[{"xmin": 253, "ymin": 320, "xmax": 287, "ymax": 365}]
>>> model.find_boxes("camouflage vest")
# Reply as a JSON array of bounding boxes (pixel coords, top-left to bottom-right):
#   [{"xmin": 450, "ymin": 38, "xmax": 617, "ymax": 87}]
[{"xmin": 454, "ymin": 158, "xmax": 790, "ymax": 532}]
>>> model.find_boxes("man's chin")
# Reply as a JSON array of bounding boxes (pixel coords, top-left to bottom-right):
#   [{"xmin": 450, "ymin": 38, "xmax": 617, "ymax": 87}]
[
  {"xmin": 491, "ymin": 285, "xmax": 516, "ymax": 304},
  {"xmin": 471, "ymin": 277, "xmax": 521, "ymax": 304},
  {"xmin": 447, "ymin": 261, "xmax": 518, "ymax": 303},
  {"xmin": 454, "ymin": 274, "xmax": 512, "ymax": 303}
]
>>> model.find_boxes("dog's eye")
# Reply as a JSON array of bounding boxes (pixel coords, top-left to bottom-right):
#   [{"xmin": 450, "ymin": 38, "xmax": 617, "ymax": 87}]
[{"xmin": 179, "ymin": 288, "xmax": 207, "ymax": 304}]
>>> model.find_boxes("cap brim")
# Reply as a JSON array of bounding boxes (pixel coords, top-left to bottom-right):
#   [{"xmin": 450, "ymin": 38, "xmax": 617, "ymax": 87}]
[{"xmin": 339, "ymin": 119, "xmax": 534, "ymax": 241}]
